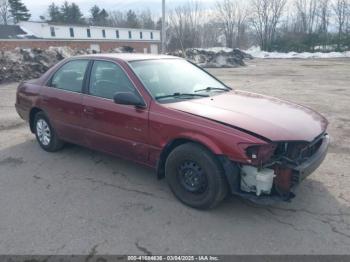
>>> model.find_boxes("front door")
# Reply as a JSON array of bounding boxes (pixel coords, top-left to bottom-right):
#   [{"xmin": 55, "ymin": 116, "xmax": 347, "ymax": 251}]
[
  {"xmin": 82, "ymin": 60, "xmax": 149, "ymax": 162},
  {"xmin": 40, "ymin": 59, "xmax": 89, "ymax": 145}
]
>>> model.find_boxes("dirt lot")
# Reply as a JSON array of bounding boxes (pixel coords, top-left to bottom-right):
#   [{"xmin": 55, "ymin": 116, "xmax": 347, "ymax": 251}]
[{"xmin": 0, "ymin": 58, "xmax": 349, "ymax": 255}]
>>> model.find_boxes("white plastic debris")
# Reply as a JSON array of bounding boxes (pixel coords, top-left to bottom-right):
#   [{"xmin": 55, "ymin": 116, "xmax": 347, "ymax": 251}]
[{"xmin": 240, "ymin": 166, "xmax": 276, "ymax": 196}]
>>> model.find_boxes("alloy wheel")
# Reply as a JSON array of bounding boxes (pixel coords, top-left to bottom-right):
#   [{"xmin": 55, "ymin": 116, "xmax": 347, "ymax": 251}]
[{"xmin": 36, "ymin": 119, "xmax": 51, "ymax": 146}]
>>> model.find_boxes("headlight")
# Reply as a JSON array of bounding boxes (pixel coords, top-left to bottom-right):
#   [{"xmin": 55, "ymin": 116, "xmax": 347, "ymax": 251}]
[{"xmin": 239, "ymin": 143, "xmax": 277, "ymax": 164}]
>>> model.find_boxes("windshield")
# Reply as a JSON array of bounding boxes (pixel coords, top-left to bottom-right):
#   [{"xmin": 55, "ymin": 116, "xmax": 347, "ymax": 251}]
[{"xmin": 129, "ymin": 59, "xmax": 231, "ymax": 102}]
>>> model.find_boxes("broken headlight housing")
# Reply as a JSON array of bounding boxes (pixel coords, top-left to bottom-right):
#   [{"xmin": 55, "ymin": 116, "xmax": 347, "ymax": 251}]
[{"xmin": 240, "ymin": 143, "xmax": 277, "ymax": 165}]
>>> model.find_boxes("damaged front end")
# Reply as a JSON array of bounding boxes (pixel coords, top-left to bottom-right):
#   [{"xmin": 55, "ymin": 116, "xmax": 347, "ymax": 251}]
[{"xmin": 223, "ymin": 132, "xmax": 330, "ymax": 204}]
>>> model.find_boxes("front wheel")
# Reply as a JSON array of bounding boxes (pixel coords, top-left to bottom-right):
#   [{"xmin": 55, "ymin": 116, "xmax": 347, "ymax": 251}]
[
  {"xmin": 34, "ymin": 112, "xmax": 64, "ymax": 152},
  {"xmin": 165, "ymin": 143, "xmax": 228, "ymax": 209}
]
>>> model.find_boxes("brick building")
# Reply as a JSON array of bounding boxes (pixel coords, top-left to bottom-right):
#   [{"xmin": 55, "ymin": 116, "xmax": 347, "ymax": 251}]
[{"xmin": 0, "ymin": 21, "xmax": 161, "ymax": 53}]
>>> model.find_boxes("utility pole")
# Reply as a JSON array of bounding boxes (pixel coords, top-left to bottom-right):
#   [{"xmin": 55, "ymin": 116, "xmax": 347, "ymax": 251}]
[{"xmin": 162, "ymin": 0, "xmax": 166, "ymax": 54}]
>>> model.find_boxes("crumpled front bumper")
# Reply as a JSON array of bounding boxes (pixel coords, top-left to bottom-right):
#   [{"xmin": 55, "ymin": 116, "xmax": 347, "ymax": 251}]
[
  {"xmin": 226, "ymin": 134, "xmax": 330, "ymax": 205},
  {"xmin": 292, "ymin": 134, "xmax": 330, "ymax": 184}
]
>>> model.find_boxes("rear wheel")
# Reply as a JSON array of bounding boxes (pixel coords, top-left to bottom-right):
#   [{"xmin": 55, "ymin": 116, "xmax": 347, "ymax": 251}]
[
  {"xmin": 165, "ymin": 143, "xmax": 228, "ymax": 209},
  {"xmin": 34, "ymin": 112, "xmax": 64, "ymax": 152}
]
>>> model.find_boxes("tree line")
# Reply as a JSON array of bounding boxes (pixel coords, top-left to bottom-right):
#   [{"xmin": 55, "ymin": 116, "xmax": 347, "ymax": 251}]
[
  {"xmin": 41, "ymin": 2, "xmax": 161, "ymax": 30},
  {"xmin": 0, "ymin": 0, "xmax": 160, "ymax": 29},
  {"xmin": 169, "ymin": 0, "xmax": 350, "ymax": 52},
  {"xmin": 1, "ymin": 0, "xmax": 350, "ymax": 53}
]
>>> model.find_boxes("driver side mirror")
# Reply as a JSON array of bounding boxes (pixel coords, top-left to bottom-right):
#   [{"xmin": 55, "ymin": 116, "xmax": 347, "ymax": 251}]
[{"xmin": 113, "ymin": 92, "xmax": 146, "ymax": 108}]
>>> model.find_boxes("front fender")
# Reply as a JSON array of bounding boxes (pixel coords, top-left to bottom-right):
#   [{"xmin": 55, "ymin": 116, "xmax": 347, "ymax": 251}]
[{"xmin": 172, "ymin": 132, "xmax": 224, "ymax": 155}]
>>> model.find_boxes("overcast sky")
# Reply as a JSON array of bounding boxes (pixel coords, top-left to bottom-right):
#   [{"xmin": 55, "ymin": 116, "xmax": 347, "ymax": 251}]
[{"xmin": 22, "ymin": 0, "xmax": 217, "ymax": 20}]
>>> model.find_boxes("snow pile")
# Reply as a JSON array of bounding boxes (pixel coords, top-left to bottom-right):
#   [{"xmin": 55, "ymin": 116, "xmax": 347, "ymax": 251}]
[
  {"xmin": 0, "ymin": 47, "xmax": 90, "ymax": 83},
  {"xmin": 170, "ymin": 48, "xmax": 253, "ymax": 68},
  {"xmin": 0, "ymin": 46, "xmax": 135, "ymax": 83},
  {"xmin": 245, "ymin": 46, "xmax": 350, "ymax": 59}
]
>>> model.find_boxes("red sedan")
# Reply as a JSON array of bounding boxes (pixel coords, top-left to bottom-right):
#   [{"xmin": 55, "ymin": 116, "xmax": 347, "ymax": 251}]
[{"xmin": 15, "ymin": 54, "xmax": 329, "ymax": 209}]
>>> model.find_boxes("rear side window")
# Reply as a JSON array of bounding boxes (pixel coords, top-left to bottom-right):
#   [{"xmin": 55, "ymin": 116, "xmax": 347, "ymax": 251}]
[
  {"xmin": 50, "ymin": 60, "xmax": 89, "ymax": 93},
  {"xmin": 89, "ymin": 61, "xmax": 136, "ymax": 99}
]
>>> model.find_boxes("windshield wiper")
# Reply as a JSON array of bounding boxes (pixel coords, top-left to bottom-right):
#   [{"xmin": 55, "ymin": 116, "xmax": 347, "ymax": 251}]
[
  {"xmin": 155, "ymin": 92, "xmax": 209, "ymax": 100},
  {"xmin": 194, "ymin": 87, "xmax": 230, "ymax": 93}
]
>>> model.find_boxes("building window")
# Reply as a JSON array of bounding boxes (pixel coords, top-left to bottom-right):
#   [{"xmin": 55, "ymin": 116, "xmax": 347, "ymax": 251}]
[
  {"xmin": 87, "ymin": 28, "xmax": 91, "ymax": 38},
  {"xmin": 50, "ymin": 27, "xmax": 55, "ymax": 37},
  {"xmin": 69, "ymin": 28, "xmax": 74, "ymax": 37},
  {"xmin": 140, "ymin": 32, "xmax": 143, "ymax": 39},
  {"xmin": 116, "ymin": 30, "xmax": 119, "ymax": 38},
  {"xmin": 128, "ymin": 31, "xmax": 132, "ymax": 39},
  {"xmin": 102, "ymin": 29, "xmax": 106, "ymax": 38},
  {"xmin": 150, "ymin": 32, "xmax": 153, "ymax": 39}
]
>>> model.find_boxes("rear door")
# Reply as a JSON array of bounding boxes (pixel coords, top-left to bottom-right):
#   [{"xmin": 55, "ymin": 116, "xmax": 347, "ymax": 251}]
[
  {"xmin": 40, "ymin": 59, "xmax": 90, "ymax": 145},
  {"xmin": 82, "ymin": 60, "xmax": 149, "ymax": 162}
]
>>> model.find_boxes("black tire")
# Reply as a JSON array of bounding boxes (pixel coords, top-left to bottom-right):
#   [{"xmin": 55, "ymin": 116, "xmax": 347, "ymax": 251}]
[
  {"xmin": 165, "ymin": 143, "xmax": 228, "ymax": 209},
  {"xmin": 34, "ymin": 112, "xmax": 64, "ymax": 152}
]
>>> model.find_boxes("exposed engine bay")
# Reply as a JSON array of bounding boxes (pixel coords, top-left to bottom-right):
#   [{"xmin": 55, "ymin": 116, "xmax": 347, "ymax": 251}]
[{"xmin": 238, "ymin": 132, "xmax": 329, "ymax": 201}]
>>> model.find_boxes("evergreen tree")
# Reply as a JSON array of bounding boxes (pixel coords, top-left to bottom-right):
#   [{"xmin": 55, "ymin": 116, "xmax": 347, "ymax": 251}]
[
  {"xmin": 99, "ymin": 9, "xmax": 108, "ymax": 24},
  {"xmin": 47, "ymin": 3, "xmax": 61, "ymax": 23},
  {"xmin": 126, "ymin": 10, "xmax": 140, "ymax": 28},
  {"xmin": 8, "ymin": 0, "xmax": 30, "ymax": 23},
  {"xmin": 90, "ymin": 5, "xmax": 100, "ymax": 24},
  {"xmin": 156, "ymin": 18, "xmax": 162, "ymax": 30},
  {"xmin": 90, "ymin": 5, "xmax": 108, "ymax": 26},
  {"xmin": 140, "ymin": 10, "xmax": 155, "ymax": 29},
  {"xmin": 61, "ymin": 2, "xmax": 83, "ymax": 24}
]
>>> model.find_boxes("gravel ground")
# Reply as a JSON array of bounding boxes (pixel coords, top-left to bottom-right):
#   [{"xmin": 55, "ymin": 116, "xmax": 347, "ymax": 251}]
[{"xmin": 0, "ymin": 58, "xmax": 349, "ymax": 255}]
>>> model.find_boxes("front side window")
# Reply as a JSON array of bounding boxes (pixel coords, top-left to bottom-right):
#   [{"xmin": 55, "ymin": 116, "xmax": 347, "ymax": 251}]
[
  {"xmin": 87, "ymin": 28, "xmax": 91, "ymax": 38},
  {"xmin": 130, "ymin": 59, "xmax": 230, "ymax": 102},
  {"xmin": 140, "ymin": 32, "xmax": 143, "ymax": 39},
  {"xmin": 89, "ymin": 61, "xmax": 136, "ymax": 99},
  {"xmin": 128, "ymin": 31, "xmax": 132, "ymax": 39},
  {"xmin": 116, "ymin": 30, "xmax": 119, "ymax": 38},
  {"xmin": 150, "ymin": 32, "xmax": 153, "ymax": 39},
  {"xmin": 51, "ymin": 60, "xmax": 89, "ymax": 93},
  {"xmin": 102, "ymin": 29, "xmax": 106, "ymax": 38}
]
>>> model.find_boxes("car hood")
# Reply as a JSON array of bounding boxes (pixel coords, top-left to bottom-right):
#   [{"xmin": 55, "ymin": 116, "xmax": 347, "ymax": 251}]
[{"xmin": 165, "ymin": 90, "xmax": 328, "ymax": 142}]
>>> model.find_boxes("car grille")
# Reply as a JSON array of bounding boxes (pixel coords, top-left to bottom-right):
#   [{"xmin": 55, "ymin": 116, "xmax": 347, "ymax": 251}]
[{"xmin": 278, "ymin": 133, "xmax": 325, "ymax": 165}]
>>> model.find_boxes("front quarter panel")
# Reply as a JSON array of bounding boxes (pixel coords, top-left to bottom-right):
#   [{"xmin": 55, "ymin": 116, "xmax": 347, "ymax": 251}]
[{"xmin": 148, "ymin": 100, "xmax": 268, "ymax": 166}]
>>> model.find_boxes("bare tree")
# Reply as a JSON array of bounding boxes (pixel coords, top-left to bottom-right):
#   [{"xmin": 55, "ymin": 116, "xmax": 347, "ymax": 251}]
[
  {"xmin": 317, "ymin": 0, "xmax": 330, "ymax": 34},
  {"xmin": 315, "ymin": 0, "xmax": 331, "ymax": 50},
  {"xmin": 250, "ymin": 0, "xmax": 287, "ymax": 51},
  {"xmin": 168, "ymin": 1, "xmax": 202, "ymax": 54},
  {"xmin": 139, "ymin": 9, "xmax": 156, "ymax": 29},
  {"xmin": 216, "ymin": 0, "xmax": 235, "ymax": 48},
  {"xmin": 294, "ymin": 0, "xmax": 318, "ymax": 34},
  {"xmin": 107, "ymin": 11, "xmax": 126, "ymax": 27},
  {"xmin": 215, "ymin": 0, "xmax": 248, "ymax": 48},
  {"xmin": 333, "ymin": 0, "xmax": 349, "ymax": 48},
  {"xmin": 347, "ymin": 3, "xmax": 350, "ymax": 34},
  {"xmin": 0, "ymin": 0, "xmax": 11, "ymax": 25},
  {"xmin": 198, "ymin": 19, "xmax": 222, "ymax": 48}
]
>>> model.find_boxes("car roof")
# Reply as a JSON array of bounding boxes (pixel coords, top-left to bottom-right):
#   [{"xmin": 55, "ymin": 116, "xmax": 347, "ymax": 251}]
[{"xmin": 73, "ymin": 53, "xmax": 181, "ymax": 62}]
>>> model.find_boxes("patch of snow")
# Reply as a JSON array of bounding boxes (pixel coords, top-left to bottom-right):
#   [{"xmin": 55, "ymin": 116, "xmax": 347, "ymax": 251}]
[
  {"xmin": 16, "ymin": 25, "xmax": 37, "ymax": 39},
  {"xmin": 245, "ymin": 46, "xmax": 350, "ymax": 59},
  {"xmin": 16, "ymin": 34, "xmax": 36, "ymax": 39},
  {"xmin": 18, "ymin": 25, "xmax": 34, "ymax": 36},
  {"xmin": 196, "ymin": 47, "xmax": 234, "ymax": 53}
]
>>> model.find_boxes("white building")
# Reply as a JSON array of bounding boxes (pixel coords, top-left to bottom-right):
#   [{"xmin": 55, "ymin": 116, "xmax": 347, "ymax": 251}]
[
  {"xmin": 18, "ymin": 21, "xmax": 160, "ymax": 42},
  {"xmin": 3, "ymin": 21, "xmax": 161, "ymax": 54}
]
